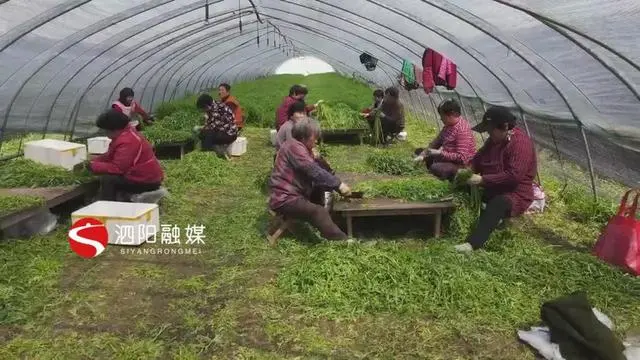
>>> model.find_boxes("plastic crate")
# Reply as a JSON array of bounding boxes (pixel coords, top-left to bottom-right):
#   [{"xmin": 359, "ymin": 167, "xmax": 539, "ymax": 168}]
[
  {"xmin": 23, "ymin": 139, "xmax": 87, "ymax": 170},
  {"xmin": 71, "ymin": 201, "xmax": 160, "ymax": 246}
]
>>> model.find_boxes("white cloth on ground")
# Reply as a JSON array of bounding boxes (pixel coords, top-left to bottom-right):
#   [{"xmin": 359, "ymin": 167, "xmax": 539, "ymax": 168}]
[{"xmin": 518, "ymin": 308, "xmax": 640, "ymax": 360}]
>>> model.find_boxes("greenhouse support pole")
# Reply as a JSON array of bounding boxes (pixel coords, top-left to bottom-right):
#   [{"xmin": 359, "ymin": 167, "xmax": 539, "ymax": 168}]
[
  {"xmin": 519, "ymin": 110, "xmax": 541, "ymax": 186},
  {"xmin": 426, "ymin": 94, "xmax": 441, "ymax": 131},
  {"xmin": 416, "ymin": 93, "xmax": 433, "ymax": 123},
  {"xmin": 579, "ymin": 125, "xmax": 598, "ymax": 200},
  {"xmin": 456, "ymin": 92, "xmax": 482, "ymax": 142}
]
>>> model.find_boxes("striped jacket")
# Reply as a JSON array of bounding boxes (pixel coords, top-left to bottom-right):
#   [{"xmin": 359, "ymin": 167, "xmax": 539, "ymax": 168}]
[{"xmin": 429, "ymin": 116, "xmax": 476, "ymax": 164}]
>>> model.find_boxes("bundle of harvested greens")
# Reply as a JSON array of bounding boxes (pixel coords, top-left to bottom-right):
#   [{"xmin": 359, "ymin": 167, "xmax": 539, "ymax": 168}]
[
  {"xmin": 453, "ymin": 169, "xmax": 482, "ymax": 218},
  {"xmin": 141, "ymin": 125, "xmax": 193, "ymax": 146},
  {"xmin": 315, "ymin": 102, "xmax": 367, "ymax": 129},
  {"xmin": 370, "ymin": 111, "xmax": 384, "ymax": 146}
]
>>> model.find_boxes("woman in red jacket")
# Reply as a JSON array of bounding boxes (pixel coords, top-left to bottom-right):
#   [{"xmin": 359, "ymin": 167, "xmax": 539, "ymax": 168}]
[
  {"xmin": 454, "ymin": 106, "xmax": 537, "ymax": 252},
  {"xmin": 90, "ymin": 110, "xmax": 164, "ymax": 202}
]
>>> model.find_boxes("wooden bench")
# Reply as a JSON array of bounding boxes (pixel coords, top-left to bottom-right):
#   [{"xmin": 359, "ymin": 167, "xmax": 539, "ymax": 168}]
[
  {"xmin": 0, "ymin": 181, "xmax": 99, "ymax": 232},
  {"xmin": 331, "ymin": 197, "xmax": 455, "ymax": 238},
  {"xmin": 320, "ymin": 128, "xmax": 367, "ymax": 145},
  {"xmin": 153, "ymin": 138, "xmax": 195, "ymax": 160},
  {"xmin": 266, "ymin": 209, "xmax": 294, "ymax": 246}
]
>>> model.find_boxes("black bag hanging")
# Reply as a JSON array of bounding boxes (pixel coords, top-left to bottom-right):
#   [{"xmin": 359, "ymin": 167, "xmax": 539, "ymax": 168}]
[{"xmin": 360, "ymin": 52, "xmax": 378, "ymax": 71}]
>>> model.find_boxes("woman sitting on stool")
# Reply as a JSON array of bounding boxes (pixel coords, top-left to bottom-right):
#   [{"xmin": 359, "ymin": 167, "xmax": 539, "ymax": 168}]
[
  {"xmin": 454, "ymin": 106, "xmax": 537, "ymax": 252},
  {"xmin": 196, "ymin": 94, "xmax": 238, "ymax": 159},
  {"xmin": 269, "ymin": 118, "xmax": 353, "ymax": 241},
  {"xmin": 89, "ymin": 110, "xmax": 165, "ymax": 202}
]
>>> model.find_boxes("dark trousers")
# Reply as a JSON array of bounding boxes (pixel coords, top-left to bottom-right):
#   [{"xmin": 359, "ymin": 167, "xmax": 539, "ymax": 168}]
[
  {"xmin": 382, "ymin": 120, "xmax": 402, "ymax": 140},
  {"xmin": 427, "ymin": 158, "xmax": 462, "ymax": 181},
  {"xmin": 200, "ymin": 130, "xmax": 237, "ymax": 150},
  {"xmin": 414, "ymin": 148, "xmax": 461, "ymax": 181},
  {"xmin": 467, "ymin": 195, "xmax": 512, "ymax": 249},
  {"xmin": 99, "ymin": 175, "xmax": 160, "ymax": 201},
  {"xmin": 275, "ymin": 198, "xmax": 347, "ymax": 240}
]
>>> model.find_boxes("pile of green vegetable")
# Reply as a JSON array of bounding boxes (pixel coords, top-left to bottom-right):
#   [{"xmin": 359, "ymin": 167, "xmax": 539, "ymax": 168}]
[
  {"xmin": 162, "ymin": 151, "xmax": 233, "ymax": 188},
  {"xmin": 141, "ymin": 125, "xmax": 193, "ymax": 146},
  {"xmin": 154, "ymin": 110, "xmax": 202, "ymax": 132},
  {"xmin": 316, "ymin": 102, "xmax": 367, "ymax": 130},
  {"xmin": 154, "ymin": 99, "xmax": 200, "ymax": 120},
  {"xmin": 0, "ymin": 195, "xmax": 44, "ymax": 217},
  {"xmin": 366, "ymin": 150, "xmax": 422, "ymax": 176},
  {"xmin": 0, "ymin": 159, "xmax": 94, "ymax": 188},
  {"xmin": 353, "ymin": 177, "xmax": 452, "ymax": 202}
]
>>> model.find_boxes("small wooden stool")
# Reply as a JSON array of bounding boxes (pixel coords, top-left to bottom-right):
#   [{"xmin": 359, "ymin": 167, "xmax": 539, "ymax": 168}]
[{"xmin": 266, "ymin": 210, "xmax": 293, "ymax": 246}]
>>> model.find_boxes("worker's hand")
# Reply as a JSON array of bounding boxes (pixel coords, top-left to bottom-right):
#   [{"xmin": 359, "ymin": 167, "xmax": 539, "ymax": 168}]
[
  {"xmin": 315, "ymin": 100, "xmax": 324, "ymax": 107},
  {"xmin": 413, "ymin": 153, "xmax": 425, "ymax": 163},
  {"xmin": 426, "ymin": 148, "xmax": 442, "ymax": 157},
  {"xmin": 467, "ymin": 174, "xmax": 483, "ymax": 186},
  {"xmin": 338, "ymin": 183, "xmax": 352, "ymax": 197},
  {"xmin": 77, "ymin": 161, "xmax": 92, "ymax": 173},
  {"xmin": 311, "ymin": 147, "xmax": 321, "ymax": 159}
]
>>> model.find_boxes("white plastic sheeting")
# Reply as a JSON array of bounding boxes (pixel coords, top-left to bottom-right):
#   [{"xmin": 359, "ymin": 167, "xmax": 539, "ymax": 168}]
[{"xmin": 0, "ymin": 1, "xmax": 639, "ymax": 160}]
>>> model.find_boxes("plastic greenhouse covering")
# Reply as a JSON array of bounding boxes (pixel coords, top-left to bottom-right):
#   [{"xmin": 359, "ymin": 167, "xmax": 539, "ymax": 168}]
[{"xmin": 0, "ymin": 0, "xmax": 639, "ymax": 189}]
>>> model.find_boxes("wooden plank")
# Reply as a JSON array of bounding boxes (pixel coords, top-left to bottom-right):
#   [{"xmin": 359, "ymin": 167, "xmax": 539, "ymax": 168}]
[
  {"xmin": 339, "ymin": 208, "xmax": 444, "ymax": 217},
  {"xmin": 0, "ymin": 205, "xmax": 43, "ymax": 230},
  {"xmin": 0, "ymin": 181, "xmax": 98, "ymax": 208},
  {"xmin": 434, "ymin": 212, "xmax": 442, "ymax": 238},
  {"xmin": 332, "ymin": 198, "xmax": 455, "ymax": 213},
  {"xmin": 321, "ymin": 128, "xmax": 367, "ymax": 135},
  {"xmin": 0, "ymin": 181, "xmax": 98, "ymax": 230}
]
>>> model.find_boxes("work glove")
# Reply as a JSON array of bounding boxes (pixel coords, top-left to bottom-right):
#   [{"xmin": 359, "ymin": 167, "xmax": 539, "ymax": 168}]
[
  {"xmin": 338, "ymin": 183, "xmax": 352, "ymax": 197},
  {"xmin": 426, "ymin": 148, "xmax": 442, "ymax": 157},
  {"xmin": 413, "ymin": 151, "xmax": 426, "ymax": 163},
  {"xmin": 467, "ymin": 174, "xmax": 483, "ymax": 186},
  {"xmin": 145, "ymin": 116, "xmax": 155, "ymax": 124},
  {"xmin": 315, "ymin": 99, "xmax": 324, "ymax": 107}
]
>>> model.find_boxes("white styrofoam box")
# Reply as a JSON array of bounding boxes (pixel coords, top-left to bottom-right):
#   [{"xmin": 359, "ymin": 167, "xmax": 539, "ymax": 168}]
[
  {"xmin": 23, "ymin": 139, "xmax": 87, "ymax": 170},
  {"xmin": 270, "ymin": 129, "xmax": 277, "ymax": 146},
  {"xmin": 227, "ymin": 136, "xmax": 247, "ymax": 156},
  {"xmin": 87, "ymin": 136, "xmax": 111, "ymax": 154},
  {"xmin": 71, "ymin": 201, "xmax": 160, "ymax": 246},
  {"xmin": 397, "ymin": 131, "xmax": 408, "ymax": 141}
]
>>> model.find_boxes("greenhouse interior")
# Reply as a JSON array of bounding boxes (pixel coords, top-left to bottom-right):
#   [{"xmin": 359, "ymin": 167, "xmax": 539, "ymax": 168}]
[{"xmin": 0, "ymin": 1, "xmax": 639, "ymax": 359}]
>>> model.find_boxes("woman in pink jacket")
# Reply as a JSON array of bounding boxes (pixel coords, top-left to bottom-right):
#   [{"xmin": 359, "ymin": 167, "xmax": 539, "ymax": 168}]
[{"xmin": 112, "ymin": 88, "xmax": 154, "ymax": 131}]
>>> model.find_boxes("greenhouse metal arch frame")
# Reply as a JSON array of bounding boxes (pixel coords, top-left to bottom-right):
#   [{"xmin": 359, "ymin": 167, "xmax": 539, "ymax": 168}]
[{"xmin": 0, "ymin": 0, "xmax": 639, "ymax": 193}]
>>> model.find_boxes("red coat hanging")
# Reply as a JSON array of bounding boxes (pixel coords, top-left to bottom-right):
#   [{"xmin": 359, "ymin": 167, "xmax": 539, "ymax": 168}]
[{"xmin": 422, "ymin": 48, "xmax": 457, "ymax": 93}]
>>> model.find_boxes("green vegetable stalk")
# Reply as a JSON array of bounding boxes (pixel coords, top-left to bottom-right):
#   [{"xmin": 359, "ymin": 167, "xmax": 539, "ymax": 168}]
[{"xmin": 453, "ymin": 169, "xmax": 482, "ymax": 223}]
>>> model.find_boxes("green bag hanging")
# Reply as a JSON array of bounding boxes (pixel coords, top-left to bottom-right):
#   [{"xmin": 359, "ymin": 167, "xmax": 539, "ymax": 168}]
[{"xmin": 402, "ymin": 59, "xmax": 416, "ymax": 86}]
